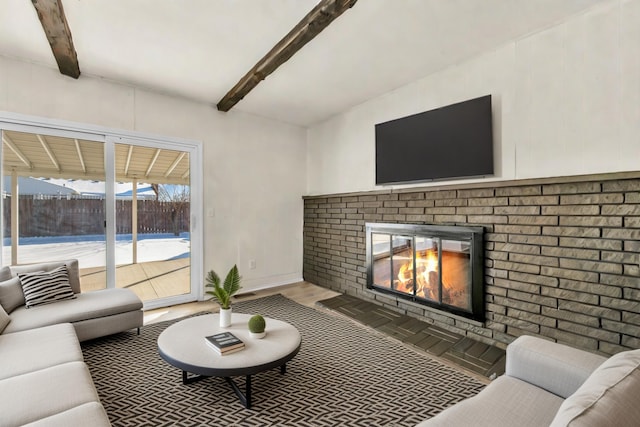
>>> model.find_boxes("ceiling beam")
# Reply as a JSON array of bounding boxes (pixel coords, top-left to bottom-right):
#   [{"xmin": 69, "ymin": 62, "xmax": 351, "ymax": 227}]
[
  {"xmin": 31, "ymin": 0, "xmax": 81, "ymax": 79},
  {"xmin": 165, "ymin": 152, "xmax": 186, "ymax": 178},
  {"xmin": 37, "ymin": 134, "xmax": 61, "ymax": 172},
  {"xmin": 216, "ymin": 0, "xmax": 358, "ymax": 112},
  {"xmin": 145, "ymin": 149, "xmax": 162, "ymax": 178},
  {"xmin": 74, "ymin": 138, "xmax": 86, "ymax": 174},
  {"xmin": 124, "ymin": 145, "xmax": 134, "ymax": 176},
  {"xmin": 2, "ymin": 133, "xmax": 33, "ymax": 169}
]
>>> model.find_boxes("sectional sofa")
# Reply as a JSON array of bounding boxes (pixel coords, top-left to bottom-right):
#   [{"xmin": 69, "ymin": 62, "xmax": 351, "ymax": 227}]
[
  {"xmin": 418, "ymin": 335, "xmax": 640, "ymax": 426},
  {"xmin": 0, "ymin": 259, "xmax": 143, "ymax": 426}
]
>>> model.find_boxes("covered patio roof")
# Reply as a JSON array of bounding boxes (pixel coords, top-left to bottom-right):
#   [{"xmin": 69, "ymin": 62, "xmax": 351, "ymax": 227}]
[{"xmin": 2, "ymin": 129, "xmax": 190, "ymax": 185}]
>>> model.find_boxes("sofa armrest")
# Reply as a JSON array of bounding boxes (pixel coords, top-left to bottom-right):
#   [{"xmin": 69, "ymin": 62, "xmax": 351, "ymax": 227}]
[{"xmin": 505, "ymin": 335, "xmax": 607, "ymax": 399}]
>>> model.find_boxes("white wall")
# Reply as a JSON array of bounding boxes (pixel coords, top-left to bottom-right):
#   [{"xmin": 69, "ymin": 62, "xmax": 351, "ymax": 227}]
[
  {"xmin": 0, "ymin": 55, "xmax": 307, "ymax": 293},
  {"xmin": 307, "ymin": 0, "xmax": 640, "ymax": 195}
]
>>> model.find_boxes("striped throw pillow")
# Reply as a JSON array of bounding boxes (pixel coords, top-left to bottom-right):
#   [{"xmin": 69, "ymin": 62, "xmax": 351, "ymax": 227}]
[{"xmin": 18, "ymin": 265, "xmax": 76, "ymax": 308}]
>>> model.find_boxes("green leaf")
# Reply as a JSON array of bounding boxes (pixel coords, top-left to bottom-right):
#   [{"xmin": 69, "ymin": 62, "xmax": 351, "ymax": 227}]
[
  {"xmin": 223, "ymin": 265, "xmax": 241, "ymax": 298},
  {"xmin": 204, "ymin": 265, "xmax": 241, "ymax": 310},
  {"xmin": 205, "ymin": 270, "xmax": 220, "ymax": 288}
]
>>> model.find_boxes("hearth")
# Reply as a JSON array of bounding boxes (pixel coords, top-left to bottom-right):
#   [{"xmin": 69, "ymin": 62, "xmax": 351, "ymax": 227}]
[{"xmin": 365, "ymin": 223, "xmax": 484, "ymax": 321}]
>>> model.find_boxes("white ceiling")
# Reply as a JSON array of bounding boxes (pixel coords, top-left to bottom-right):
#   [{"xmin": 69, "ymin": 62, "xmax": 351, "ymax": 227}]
[{"xmin": 0, "ymin": 0, "xmax": 602, "ymax": 127}]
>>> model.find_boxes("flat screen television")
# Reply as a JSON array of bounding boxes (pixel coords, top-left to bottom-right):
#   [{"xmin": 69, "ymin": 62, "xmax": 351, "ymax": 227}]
[{"xmin": 375, "ymin": 95, "xmax": 493, "ymax": 185}]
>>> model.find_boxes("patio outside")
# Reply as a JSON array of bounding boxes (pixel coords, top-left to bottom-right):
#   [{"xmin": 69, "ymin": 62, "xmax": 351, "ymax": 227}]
[{"xmin": 3, "ymin": 233, "xmax": 190, "ymax": 301}]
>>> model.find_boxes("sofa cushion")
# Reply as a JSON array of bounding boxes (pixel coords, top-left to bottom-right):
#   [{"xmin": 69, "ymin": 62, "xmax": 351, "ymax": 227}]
[
  {"xmin": 0, "ymin": 323, "xmax": 83, "ymax": 380},
  {"xmin": 550, "ymin": 348, "xmax": 640, "ymax": 427},
  {"xmin": 0, "ymin": 276, "xmax": 25, "ymax": 313},
  {"xmin": 417, "ymin": 375, "xmax": 564, "ymax": 427},
  {"xmin": 0, "ymin": 361, "xmax": 101, "ymax": 427},
  {"xmin": 2, "ymin": 288, "xmax": 142, "ymax": 334},
  {"xmin": 9, "ymin": 259, "xmax": 81, "ymax": 294},
  {"xmin": 0, "ymin": 304, "xmax": 10, "ymax": 333},
  {"xmin": 18, "ymin": 265, "xmax": 76, "ymax": 308},
  {"xmin": 21, "ymin": 402, "xmax": 111, "ymax": 427}
]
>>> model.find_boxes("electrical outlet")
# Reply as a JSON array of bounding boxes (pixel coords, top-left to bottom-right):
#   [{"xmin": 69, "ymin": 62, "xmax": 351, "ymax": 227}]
[
  {"xmin": 249, "ymin": 259, "xmax": 257, "ymax": 270},
  {"xmin": 206, "ymin": 208, "xmax": 215, "ymax": 218}
]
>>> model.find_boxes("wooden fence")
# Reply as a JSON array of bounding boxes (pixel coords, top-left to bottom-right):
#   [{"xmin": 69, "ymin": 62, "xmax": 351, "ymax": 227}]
[{"xmin": 3, "ymin": 197, "xmax": 190, "ymax": 237}]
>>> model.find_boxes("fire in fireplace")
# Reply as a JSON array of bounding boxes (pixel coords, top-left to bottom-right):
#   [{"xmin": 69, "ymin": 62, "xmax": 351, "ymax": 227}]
[{"xmin": 366, "ymin": 223, "xmax": 484, "ymax": 321}]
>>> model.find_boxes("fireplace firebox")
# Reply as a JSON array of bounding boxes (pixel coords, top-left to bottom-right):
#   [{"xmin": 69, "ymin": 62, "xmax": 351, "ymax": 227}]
[{"xmin": 366, "ymin": 223, "xmax": 484, "ymax": 321}]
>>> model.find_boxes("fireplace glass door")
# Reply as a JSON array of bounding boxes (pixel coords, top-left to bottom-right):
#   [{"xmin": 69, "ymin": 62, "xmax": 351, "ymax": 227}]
[{"xmin": 366, "ymin": 223, "xmax": 483, "ymax": 321}]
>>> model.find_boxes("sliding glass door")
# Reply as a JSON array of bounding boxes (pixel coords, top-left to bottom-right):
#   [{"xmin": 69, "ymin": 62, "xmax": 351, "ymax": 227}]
[
  {"xmin": 111, "ymin": 139, "xmax": 192, "ymax": 304},
  {"xmin": 0, "ymin": 118, "xmax": 202, "ymax": 309}
]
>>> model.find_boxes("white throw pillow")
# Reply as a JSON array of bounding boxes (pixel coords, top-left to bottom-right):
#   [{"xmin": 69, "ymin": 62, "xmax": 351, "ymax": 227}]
[
  {"xmin": 0, "ymin": 266, "xmax": 11, "ymax": 282},
  {"xmin": 0, "ymin": 304, "xmax": 10, "ymax": 333},
  {"xmin": 0, "ymin": 276, "xmax": 25, "ymax": 313},
  {"xmin": 550, "ymin": 348, "xmax": 640, "ymax": 427},
  {"xmin": 18, "ymin": 265, "xmax": 76, "ymax": 308}
]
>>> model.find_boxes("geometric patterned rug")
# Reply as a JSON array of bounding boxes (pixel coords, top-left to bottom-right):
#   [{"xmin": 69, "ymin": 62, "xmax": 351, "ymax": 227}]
[{"xmin": 82, "ymin": 294, "xmax": 485, "ymax": 426}]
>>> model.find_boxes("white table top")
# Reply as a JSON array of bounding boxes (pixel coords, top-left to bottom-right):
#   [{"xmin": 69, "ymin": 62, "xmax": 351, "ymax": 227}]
[{"xmin": 158, "ymin": 313, "xmax": 301, "ymax": 377}]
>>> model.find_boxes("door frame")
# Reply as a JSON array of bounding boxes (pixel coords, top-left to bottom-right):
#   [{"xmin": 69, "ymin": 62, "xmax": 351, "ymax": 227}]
[{"xmin": 0, "ymin": 111, "xmax": 203, "ymax": 310}]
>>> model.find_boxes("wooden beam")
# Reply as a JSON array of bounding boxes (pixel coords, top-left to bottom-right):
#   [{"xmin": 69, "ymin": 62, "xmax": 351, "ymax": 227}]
[
  {"xmin": 31, "ymin": 0, "xmax": 81, "ymax": 79},
  {"xmin": 145, "ymin": 148, "xmax": 161, "ymax": 177},
  {"xmin": 2, "ymin": 133, "xmax": 33, "ymax": 169},
  {"xmin": 37, "ymin": 134, "xmax": 61, "ymax": 172},
  {"xmin": 124, "ymin": 145, "xmax": 134, "ymax": 176},
  {"xmin": 216, "ymin": 0, "xmax": 358, "ymax": 112},
  {"xmin": 74, "ymin": 138, "xmax": 86, "ymax": 174},
  {"xmin": 165, "ymin": 152, "xmax": 186, "ymax": 178}
]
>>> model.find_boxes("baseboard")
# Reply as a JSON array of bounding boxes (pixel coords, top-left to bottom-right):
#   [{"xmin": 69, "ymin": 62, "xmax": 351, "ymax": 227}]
[{"xmin": 240, "ymin": 273, "xmax": 304, "ymax": 293}]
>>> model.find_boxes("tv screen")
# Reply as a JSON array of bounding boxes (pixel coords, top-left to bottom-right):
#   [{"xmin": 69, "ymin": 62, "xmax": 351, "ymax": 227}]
[{"xmin": 375, "ymin": 95, "xmax": 493, "ymax": 185}]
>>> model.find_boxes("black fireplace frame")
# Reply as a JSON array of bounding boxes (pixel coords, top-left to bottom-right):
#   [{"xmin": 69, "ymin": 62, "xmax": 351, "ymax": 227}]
[{"xmin": 365, "ymin": 223, "xmax": 485, "ymax": 322}]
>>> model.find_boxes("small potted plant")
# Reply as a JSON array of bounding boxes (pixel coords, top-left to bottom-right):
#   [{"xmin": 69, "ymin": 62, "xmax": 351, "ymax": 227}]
[
  {"xmin": 248, "ymin": 314, "xmax": 266, "ymax": 339},
  {"xmin": 205, "ymin": 265, "xmax": 241, "ymax": 328}
]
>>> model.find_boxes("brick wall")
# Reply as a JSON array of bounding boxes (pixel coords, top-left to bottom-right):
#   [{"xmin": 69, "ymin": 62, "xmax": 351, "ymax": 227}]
[{"xmin": 303, "ymin": 175, "xmax": 640, "ymax": 354}]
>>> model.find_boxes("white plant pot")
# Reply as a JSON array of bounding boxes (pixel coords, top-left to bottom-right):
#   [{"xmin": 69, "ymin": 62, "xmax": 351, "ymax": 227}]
[
  {"xmin": 250, "ymin": 331, "xmax": 266, "ymax": 339},
  {"xmin": 219, "ymin": 308, "xmax": 232, "ymax": 328}
]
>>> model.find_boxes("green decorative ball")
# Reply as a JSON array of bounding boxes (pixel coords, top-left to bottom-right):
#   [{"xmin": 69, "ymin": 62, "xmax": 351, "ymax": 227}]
[{"xmin": 248, "ymin": 314, "xmax": 266, "ymax": 333}]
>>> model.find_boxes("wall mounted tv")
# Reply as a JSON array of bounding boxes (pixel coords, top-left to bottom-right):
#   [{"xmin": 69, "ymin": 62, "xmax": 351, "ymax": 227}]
[{"xmin": 375, "ymin": 95, "xmax": 493, "ymax": 185}]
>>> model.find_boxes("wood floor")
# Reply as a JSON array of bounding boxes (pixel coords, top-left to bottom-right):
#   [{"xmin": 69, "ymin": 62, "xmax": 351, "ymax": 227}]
[{"xmin": 143, "ymin": 281, "xmax": 340, "ymax": 325}]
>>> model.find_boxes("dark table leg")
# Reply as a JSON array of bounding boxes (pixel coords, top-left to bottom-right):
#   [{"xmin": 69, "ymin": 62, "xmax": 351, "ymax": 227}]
[
  {"xmin": 182, "ymin": 371, "xmax": 252, "ymax": 408},
  {"xmin": 182, "ymin": 371, "xmax": 209, "ymax": 384},
  {"xmin": 183, "ymin": 365, "xmax": 289, "ymax": 410},
  {"xmin": 226, "ymin": 375, "xmax": 252, "ymax": 409}
]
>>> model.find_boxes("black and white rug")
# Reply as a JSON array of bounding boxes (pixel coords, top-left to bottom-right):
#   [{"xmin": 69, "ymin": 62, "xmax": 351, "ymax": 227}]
[{"xmin": 82, "ymin": 294, "xmax": 485, "ymax": 426}]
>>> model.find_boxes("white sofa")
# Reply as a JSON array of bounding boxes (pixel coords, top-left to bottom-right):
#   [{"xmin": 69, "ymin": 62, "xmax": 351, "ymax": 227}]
[
  {"xmin": 0, "ymin": 323, "xmax": 111, "ymax": 426},
  {"xmin": 0, "ymin": 259, "xmax": 144, "ymax": 426},
  {"xmin": 0, "ymin": 259, "xmax": 143, "ymax": 341},
  {"xmin": 418, "ymin": 335, "xmax": 640, "ymax": 426}
]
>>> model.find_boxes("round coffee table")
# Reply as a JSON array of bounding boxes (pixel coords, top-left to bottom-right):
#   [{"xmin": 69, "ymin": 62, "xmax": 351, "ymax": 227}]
[{"xmin": 158, "ymin": 313, "xmax": 301, "ymax": 408}]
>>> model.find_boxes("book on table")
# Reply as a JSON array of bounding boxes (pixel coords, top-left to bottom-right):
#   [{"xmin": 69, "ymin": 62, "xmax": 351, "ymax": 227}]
[{"xmin": 204, "ymin": 332, "xmax": 245, "ymax": 355}]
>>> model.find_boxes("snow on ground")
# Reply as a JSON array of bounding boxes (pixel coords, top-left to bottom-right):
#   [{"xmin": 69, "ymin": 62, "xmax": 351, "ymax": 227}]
[{"xmin": 2, "ymin": 234, "xmax": 190, "ymax": 268}]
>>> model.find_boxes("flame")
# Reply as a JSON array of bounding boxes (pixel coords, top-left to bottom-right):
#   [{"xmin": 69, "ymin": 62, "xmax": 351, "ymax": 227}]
[
  {"xmin": 397, "ymin": 250, "xmax": 439, "ymax": 299},
  {"xmin": 397, "ymin": 262, "xmax": 412, "ymax": 285},
  {"xmin": 388, "ymin": 247, "xmax": 470, "ymax": 309}
]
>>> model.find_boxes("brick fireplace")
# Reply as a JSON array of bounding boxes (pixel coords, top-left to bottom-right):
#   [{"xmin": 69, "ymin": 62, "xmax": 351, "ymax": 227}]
[{"xmin": 303, "ymin": 173, "xmax": 640, "ymax": 355}]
